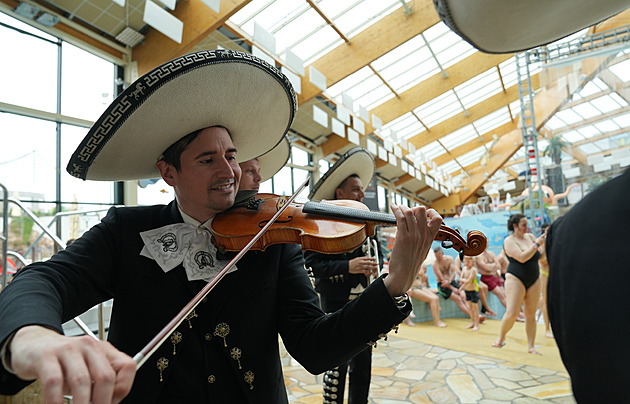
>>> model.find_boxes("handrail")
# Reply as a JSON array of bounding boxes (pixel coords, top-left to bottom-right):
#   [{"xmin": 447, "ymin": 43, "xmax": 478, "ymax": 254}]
[
  {"xmin": 1, "ymin": 194, "xmax": 101, "ymax": 340},
  {"xmin": 28, "ymin": 206, "xmax": 113, "ymax": 258}
]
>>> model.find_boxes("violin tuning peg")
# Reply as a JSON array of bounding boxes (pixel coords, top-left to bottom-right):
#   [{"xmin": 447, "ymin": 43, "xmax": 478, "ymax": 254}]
[
  {"xmin": 459, "ymin": 250, "xmax": 464, "ymax": 261},
  {"xmin": 441, "ymin": 239, "xmax": 453, "ymax": 249}
]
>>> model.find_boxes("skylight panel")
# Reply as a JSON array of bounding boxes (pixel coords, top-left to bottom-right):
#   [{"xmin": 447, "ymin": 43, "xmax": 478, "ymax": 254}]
[
  {"xmin": 544, "ymin": 115, "xmax": 566, "ymax": 130},
  {"xmin": 571, "ymin": 102, "xmax": 602, "ymax": 119},
  {"xmin": 576, "ymin": 125, "xmax": 601, "ymax": 138},
  {"xmin": 418, "ymin": 141, "xmax": 446, "ymax": 160},
  {"xmin": 474, "ymin": 107, "xmax": 512, "ymax": 134},
  {"xmin": 392, "ymin": 60, "xmax": 440, "ymax": 93},
  {"xmin": 456, "ymin": 145, "xmax": 486, "ymax": 167},
  {"xmin": 300, "ymin": 32, "xmax": 344, "ymax": 65},
  {"xmin": 334, "ymin": 0, "xmax": 399, "ymax": 37},
  {"xmin": 609, "ymin": 92, "xmax": 628, "ymax": 107},
  {"xmin": 554, "ymin": 109, "xmax": 583, "ymax": 125},
  {"xmin": 230, "ymin": 0, "xmax": 275, "ymax": 25},
  {"xmin": 382, "ymin": 113, "xmax": 423, "ymax": 140},
  {"xmin": 612, "ymin": 112, "xmax": 630, "ymax": 128},
  {"xmin": 609, "ymin": 58, "xmax": 630, "ymax": 82},
  {"xmin": 498, "ymin": 58, "xmax": 518, "ymax": 89},
  {"xmin": 589, "ymin": 95, "xmax": 625, "ymax": 113},
  {"xmin": 456, "ymin": 68, "xmax": 502, "ymax": 109},
  {"xmin": 422, "ymin": 21, "xmax": 450, "ymax": 42},
  {"xmin": 440, "ymin": 160, "xmax": 461, "ymax": 175},
  {"xmin": 561, "ymin": 130, "xmax": 585, "ymax": 143},
  {"xmin": 577, "ymin": 80, "xmax": 604, "ymax": 97},
  {"xmin": 291, "ymin": 34, "xmax": 338, "ymax": 64},
  {"xmin": 440, "ymin": 125, "xmax": 478, "ymax": 150},
  {"xmin": 414, "ymin": 90, "xmax": 462, "ymax": 127},
  {"xmin": 274, "ymin": 9, "xmax": 327, "ymax": 54},
  {"xmin": 326, "ymin": 66, "xmax": 372, "ymax": 98},
  {"xmin": 437, "ymin": 40, "xmax": 476, "ymax": 69},
  {"xmin": 317, "ymin": 0, "xmax": 362, "ymax": 18},
  {"xmin": 594, "ymin": 138, "xmax": 614, "ymax": 151},
  {"xmin": 361, "ymin": 86, "xmax": 396, "ymax": 110},
  {"xmin": 594, "ymin": 119, "xmax": 621, "ymax": 133}
]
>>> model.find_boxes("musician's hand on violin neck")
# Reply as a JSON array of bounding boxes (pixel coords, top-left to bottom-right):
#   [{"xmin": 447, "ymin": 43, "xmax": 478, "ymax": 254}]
[
  {"xmin": 10, "ymin": 325, "xmax": 136, "ymax": 404},
  {"xmin": 384, "ymin": 204, "xmax": 442, "ymax": 297}
]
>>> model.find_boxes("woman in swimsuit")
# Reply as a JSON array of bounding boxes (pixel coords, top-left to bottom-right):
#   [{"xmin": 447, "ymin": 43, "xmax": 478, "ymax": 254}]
[{"xmin": 492, "ymin": 214, "xmax": 546, "ymax": 354}]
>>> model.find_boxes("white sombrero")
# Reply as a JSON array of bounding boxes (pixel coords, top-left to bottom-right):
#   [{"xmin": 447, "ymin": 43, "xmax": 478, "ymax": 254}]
[
  {"xmin": 433, "ymin": 0, "xmax": 630, "ymax": 54},
  {"xmin": 67, "ymin": 49, "xmax": 297, "ymax": 181},
  {"xmin": 309, "ymin": 147, "xmax": 374, "ymax": 202},
  {"xmin": 258, "ymin": 135, "xmax": 291, "ymax": 182}
]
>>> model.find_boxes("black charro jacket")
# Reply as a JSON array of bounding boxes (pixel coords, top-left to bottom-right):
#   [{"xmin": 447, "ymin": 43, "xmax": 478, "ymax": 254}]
[{"xmin": 0, "ymin": 201, "xmax": 409, "ymax": 403}]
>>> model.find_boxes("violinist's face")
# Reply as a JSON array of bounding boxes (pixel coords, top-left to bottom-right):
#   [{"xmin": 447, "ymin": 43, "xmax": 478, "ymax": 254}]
[
  {"xmin": 335, "ymin": 176, "xmax": 364, "ymax": 202},
  {"xmin": 157, "ymin": 126, "xmax": 241, "ymax": 223},
  {"xmin": 239, "ymin": 158, "xmax": 262, "ymax": 191}
]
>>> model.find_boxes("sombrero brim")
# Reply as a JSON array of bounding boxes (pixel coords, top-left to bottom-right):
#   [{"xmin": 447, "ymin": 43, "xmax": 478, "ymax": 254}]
[
  {"xmin": 258, "ymin": 135, "xmax": 291, "ymax": 182},
  {"xmin": 67, "ymin": 50, "xmax": 297, "ymax": 181},
  {"xmin": 309, "ymin": 147, "xmax": 374, "ymax": 202},
  {"xmin": 434, "ymin": 0, "xmax": 630, "ymax": 54}
]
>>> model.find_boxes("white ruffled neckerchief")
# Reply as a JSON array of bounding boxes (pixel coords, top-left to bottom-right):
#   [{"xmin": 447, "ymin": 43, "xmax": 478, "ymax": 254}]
[{"xmin": 139, "ymin": 206, "xmax": 237, "ymax": 282}]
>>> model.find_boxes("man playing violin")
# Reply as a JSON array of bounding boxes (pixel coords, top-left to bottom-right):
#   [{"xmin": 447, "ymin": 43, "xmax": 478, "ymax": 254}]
[
  {"xmin": 303, "ymin": 147, "xmax": 380, "ymax": 404},
  {"xmin": 0, "ymin": 51, "xmax": 442, "ymax": 404}
]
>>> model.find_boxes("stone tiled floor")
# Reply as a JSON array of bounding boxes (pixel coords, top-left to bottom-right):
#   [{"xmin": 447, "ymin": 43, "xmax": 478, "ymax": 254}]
[{"xmin": 281, "ymin": 319, "xmax": 575, "ymax": 403}]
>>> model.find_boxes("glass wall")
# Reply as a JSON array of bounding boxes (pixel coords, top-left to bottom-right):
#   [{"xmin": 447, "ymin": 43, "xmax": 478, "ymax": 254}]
[{"xmin": 0, "ymin": 13, "xmax": 117, "ymax": 266}]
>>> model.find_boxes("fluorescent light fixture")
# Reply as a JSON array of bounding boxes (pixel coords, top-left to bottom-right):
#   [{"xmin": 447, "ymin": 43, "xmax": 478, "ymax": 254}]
[
  {"xmin": 35, "ymin": 12, "xmax": 59, "ymax": 27},
  {"xmin": 14, "ymin": 2, "xmax": 39, "ymax": 19},
  {"xmin": 116, "ymin": 27, "xmax": 145, "ymax": 47},
  {"xmin": 143, "ymin": 0, "xmax": 183, "ymax": 44}
]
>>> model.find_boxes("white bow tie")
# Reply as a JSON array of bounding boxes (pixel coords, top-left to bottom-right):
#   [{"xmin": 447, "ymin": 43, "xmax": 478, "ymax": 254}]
[{"xmin": 140, "ymin": 223, "xmax": 237, "ymax": 282}]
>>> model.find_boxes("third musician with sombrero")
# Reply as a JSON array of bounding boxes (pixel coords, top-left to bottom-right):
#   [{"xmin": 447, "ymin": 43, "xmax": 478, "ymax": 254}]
[
  {"xmin": 304, "ymin": 147, "xmax": 381, "ymax": 404},
  {"xmin": 0, "ymin": 50, "xmax": 443, "ymax": 403}
]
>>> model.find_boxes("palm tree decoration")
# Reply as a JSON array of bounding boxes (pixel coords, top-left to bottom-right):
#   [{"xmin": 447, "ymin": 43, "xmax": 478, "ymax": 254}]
[{"xmin": 543, "ymin": 135, "xmax": 568, "ymax": 165}]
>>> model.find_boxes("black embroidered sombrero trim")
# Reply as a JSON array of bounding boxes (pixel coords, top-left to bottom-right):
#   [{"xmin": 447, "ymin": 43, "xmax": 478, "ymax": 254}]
[{"xmin": 66, "ymin": 49, "xmax": 297, "ymax": 180}]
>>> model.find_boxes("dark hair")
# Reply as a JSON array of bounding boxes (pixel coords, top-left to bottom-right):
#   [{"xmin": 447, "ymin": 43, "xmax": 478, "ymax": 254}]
[
  {"xmin": 433, "ymin": 246, "xmax": 443, "ymax": 254},
  {"xmin": 159, "ymin": 125, "xmax": 231, "ymax": 172},
  {"xmin": 541, "ymin": 223, "xmax": 550, "ymax": 231},
  {"xmin": 507, "ymin": 214, "xmax": 526, "ymax": 232},
  {"xmin": 334, "ymin": 174, "xmax": 360, "ymax": 200}
]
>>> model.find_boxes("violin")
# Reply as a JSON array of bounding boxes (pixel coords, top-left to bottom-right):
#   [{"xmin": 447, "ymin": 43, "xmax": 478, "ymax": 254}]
[{"xmin": 211, "ymin": 194, "xmax": 487, "ymax": 259}]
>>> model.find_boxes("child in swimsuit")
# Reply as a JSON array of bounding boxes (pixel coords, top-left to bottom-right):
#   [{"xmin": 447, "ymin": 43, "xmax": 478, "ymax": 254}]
[{"xmin": 459, "ymin": 256, "xmax": 480, "ymax": 331}]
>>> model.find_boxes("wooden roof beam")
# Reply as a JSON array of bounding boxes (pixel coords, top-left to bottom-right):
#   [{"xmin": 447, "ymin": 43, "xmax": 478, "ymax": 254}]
[{"xmin": 133, "ymin": 0, "xmax": 251, "ymax": 75}]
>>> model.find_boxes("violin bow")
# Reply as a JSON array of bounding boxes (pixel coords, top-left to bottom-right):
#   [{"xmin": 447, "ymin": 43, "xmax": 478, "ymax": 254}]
[{"xmin": 133, "ymin": 177, "xmax": 310, "ymax": 369}]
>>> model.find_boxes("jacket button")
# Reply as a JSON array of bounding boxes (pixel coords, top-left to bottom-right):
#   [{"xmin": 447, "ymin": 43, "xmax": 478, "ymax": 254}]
[
  {"xmin": 205, "ymin": 333, "xmax": 212, "ymax": 341},
  {"xmin": 208, "ymin": 375, "xmax": 216, "ymax": 383}
]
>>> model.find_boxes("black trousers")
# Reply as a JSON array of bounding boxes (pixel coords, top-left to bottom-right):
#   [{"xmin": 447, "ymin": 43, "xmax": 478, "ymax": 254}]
[{"xmin": 323, "ymin": 345, "xmax": 372, "ymax": 404}]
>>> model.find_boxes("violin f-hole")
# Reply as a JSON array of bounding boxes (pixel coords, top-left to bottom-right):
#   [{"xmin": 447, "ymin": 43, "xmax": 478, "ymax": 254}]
[{"xmin": 258, "ymin": 216, "xmax": 294, "ymax": 228}]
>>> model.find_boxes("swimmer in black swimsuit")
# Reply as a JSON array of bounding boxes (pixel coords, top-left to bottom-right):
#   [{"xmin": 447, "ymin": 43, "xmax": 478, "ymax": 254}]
[{"xmin": 492, "ymin": 214, "xmax": 546, "ymax": 354}]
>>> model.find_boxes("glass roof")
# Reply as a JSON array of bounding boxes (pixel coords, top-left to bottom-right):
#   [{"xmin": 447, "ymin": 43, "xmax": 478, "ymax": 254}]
[{"xmin": 226, "ymin": 2, "xmax": 630, "ymax": 198}]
